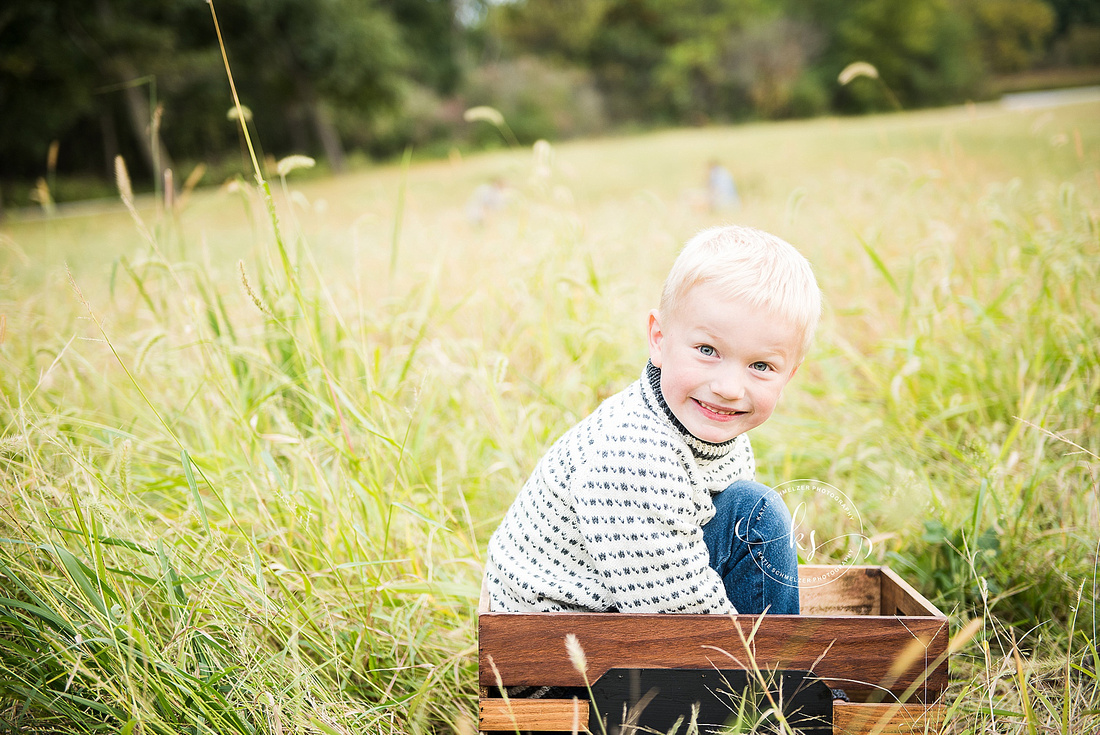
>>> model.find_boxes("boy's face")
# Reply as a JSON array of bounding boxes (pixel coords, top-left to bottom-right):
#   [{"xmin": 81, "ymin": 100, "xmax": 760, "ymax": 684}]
[{"xmin": 647, "ymin": 283, "xmax": 802, "ymax": 444}]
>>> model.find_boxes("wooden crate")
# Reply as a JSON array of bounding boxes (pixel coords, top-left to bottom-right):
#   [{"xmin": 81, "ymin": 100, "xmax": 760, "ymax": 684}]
[{"xmin": 479, "ymin": 565, "xmax": 948, "ymax": 734}]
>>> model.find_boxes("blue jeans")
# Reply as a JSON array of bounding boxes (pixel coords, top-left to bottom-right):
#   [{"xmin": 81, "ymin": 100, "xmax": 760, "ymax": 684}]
[{"xmin": 702, "ymin": 480, "xmax": 800, "ymax": 614}]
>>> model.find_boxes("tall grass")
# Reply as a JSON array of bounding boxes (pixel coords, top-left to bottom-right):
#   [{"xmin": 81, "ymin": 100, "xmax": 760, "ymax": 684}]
[{"xmin": 1, "ymin": 97, "xmax": 1098, "ymax": 732}]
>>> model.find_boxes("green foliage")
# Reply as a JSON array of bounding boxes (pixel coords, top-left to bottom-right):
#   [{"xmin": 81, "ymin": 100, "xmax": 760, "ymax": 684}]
[
  {"xmin": 6, "ymin": 0, "xmax": 1100, "ymax": 200},
  {"xmin": 225, "ymin": 0, "xmax": 406, "ymax": 111},
  {"xmin": 462, "ymin": 58, "xmax": 608, "ymax": 144},
  {"xmin": 813, "ymin": 0, "xmax": 984, "ymax": 111},
  {"xmin": 0, "ymin": 0, "xmax": 421, "ymax": 186},
  {"xmin": 1048, "ymin": 22, "xmax": 1100, "ymax": 66},
  {"xmin": 382, "ymin": 0, "xmax": 462, "ymax": 94},
  {"xmin": 488, "ymin": 0, "xmax": 784, "ymax": 124},
  {"xmin": 1046, "ymin": 0, "xmax": 1100, "ymax": 34},
  {"xmin": 486, "ymin": 0, "xmax": 1070, "ymax": 125},
  {"xmin": 488, "ymin": 0, "xmax": 612, "ymax": 60},
  {"xmin": 966, "ymin": 0, "xmax": 1057, "ymax": 73},
  {"xmin": 718, "ymin": 16, "xmax": 827, "ymax": 120}
]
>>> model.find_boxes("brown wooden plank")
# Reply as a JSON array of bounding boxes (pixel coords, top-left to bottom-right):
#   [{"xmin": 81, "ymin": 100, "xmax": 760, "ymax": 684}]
[
  {"xmin": 479, "ymin": 612, "xmax": 949, "ymax": 701},
  {"xmin": 879, "ymin": 567, "xmax": 942, "ymax": 617},
  {"xmin": 479, "ymin": 698, "xmax": 587, "ymax": 732},
  {"xmin": 833, "ymin": 702, "xmax": 945, "ymax": 734},
  {"xmin": 481, "ymin": 565, "xmax": 922, "ymax": 616},
  {"xmin": 799, "ymin": 565, "xmax": 880, "ymax": 615}
]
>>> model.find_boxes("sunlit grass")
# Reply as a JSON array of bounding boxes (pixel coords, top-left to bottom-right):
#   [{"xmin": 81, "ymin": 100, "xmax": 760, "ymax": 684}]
[{"xmin": 1, "ymin": 98, "xmax": 1098, "ymax": 732}]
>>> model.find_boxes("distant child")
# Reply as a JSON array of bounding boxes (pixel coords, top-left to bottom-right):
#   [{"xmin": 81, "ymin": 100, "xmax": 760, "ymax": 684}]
[
  {"xmin": 707, "ymin": 160, "xmax": 740, "ymax": 211},
  {"xmin": 486, "ymin": 225, "xmax": 821, "ymax": 614},
  {"xmin": 465, "ymin": 177, "xmax": 507, "ymax": 225}
]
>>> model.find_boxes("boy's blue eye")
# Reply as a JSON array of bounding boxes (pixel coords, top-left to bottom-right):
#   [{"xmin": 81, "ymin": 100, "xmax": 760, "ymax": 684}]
[
  {"xmin": 750, "ymin": 361, "xmax": 771, "ymax": 372},
  {"xmin": 698, "ymin": 345, "xmax": 716, "ymax": 357}
]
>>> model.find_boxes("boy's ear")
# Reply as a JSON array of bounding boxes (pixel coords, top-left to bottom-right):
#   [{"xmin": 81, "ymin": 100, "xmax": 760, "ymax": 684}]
[{"xmin": 647, "ymin": 309, "xmax": 664, "ymax": 368}]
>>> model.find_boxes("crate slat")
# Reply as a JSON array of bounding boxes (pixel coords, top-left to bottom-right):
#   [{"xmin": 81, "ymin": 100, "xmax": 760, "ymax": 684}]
[
  {"xmin": 479, "ymin": 697, "xmax": 587, "ymax": 732},
  {"xmin": 480, "ymin": 612, "xmax": 948, "ymax": 701},
  {"xmin": 477, "ymin": 699, "xmax": 946, "ymax": 734},
  {"xmin": 879, "ymin": 567, "xmax": 942, "ymax": 617},
  {"xmin": 833, "ymin": 702, "xmax": 945, "ymax": 734}
]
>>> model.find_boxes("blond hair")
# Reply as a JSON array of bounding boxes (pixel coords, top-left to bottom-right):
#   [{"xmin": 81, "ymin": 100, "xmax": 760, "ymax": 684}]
[{"xmin": 659, "ymin": 225, "xmax": 822, "ymax": 358}]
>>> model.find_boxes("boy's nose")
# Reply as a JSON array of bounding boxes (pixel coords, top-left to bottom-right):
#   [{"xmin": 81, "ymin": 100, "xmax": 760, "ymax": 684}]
[{"xmin": 712, "ymin": 369, "xmax": 746, "ymax": 401}]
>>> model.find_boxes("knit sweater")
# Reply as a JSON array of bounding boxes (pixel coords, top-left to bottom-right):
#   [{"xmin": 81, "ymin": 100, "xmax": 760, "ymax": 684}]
[{"xmin": 485, "ymin": 362, "xmax": 755, "ymax": 613}]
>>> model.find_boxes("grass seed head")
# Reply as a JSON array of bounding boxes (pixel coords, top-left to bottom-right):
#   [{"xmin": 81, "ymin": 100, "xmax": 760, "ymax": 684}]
[
  {"xmin": 117, "ymin": 439, "xmax": 132, "ymax": 495},
  {"xmin": 565, "ymin": 633, "xmax": 587, "ymax": 676},
  {"xmin": 115, "ymin": 155, "xmax": 134, "ymax": 208},
  {"xmin": 838, "ymin": 61, "xmax": 880, "ymax": 85},
  {"xmin": 238, "ymin": 260, "xmax": 273, "ymax": 317},
  {"xmin": 463, "ymin": 105, "xmax": 505, "ymax": 126},
  {"xmin": 277, "ymin": 155, "xmax": 316, "ymax": 178},
  {"xmin": 227, "ymin": 104, "xmax": 253, "ymax": 122}
]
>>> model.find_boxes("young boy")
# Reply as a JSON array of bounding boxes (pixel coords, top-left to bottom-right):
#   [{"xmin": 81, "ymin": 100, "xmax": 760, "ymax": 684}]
[{"xmin": 486, "ymin": 225, "xmax": 821, "ymax": 615}]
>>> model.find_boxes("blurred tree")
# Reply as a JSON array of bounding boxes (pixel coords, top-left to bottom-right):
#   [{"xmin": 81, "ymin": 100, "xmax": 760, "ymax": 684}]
[
  {"xmin": 462, "ymin": 56, "xmax": 607, "ymax": 144},
  {"xmin": 381, "ymin": 0, "xmax": 462, "ymax": 94},
  {"xmin": 1045, "ymin": 0, "xmax": 1100, "ymax": 34},
  {"xmin": 1043, "ymin": 0, "xmax": 1100, "ymax": 67},
  {"xmin": 216, "ymin": 0, "xmax": 408, "ymax": 173},
  {"xmin": 587, "ymin": 0, "xmax": 680, "ymax": 121},
  {"xmin": 0, "ymin": 3, "xmax": 100, "ymax": 180},
  {"xmin": 1, "ymin": 0, "xmax": 419, "ymax": 189},
  {"xmin": 0, "ymin": 0, "xmax": 205, "ymax": 184},
  {"xmin": 5, "ymin": 0, "xmax": 1096, "ymax": 200},
  {"xmin": 489, "ymin": 0, "xmax": 610, "ymax": 60},
  {"xmin": 489, "ymin": 0, "xmax": 782, "ymax": 124},
  {"xmin": 964, "ymin": 0, "xmax": 1056, "ymax": 73},
  {"xmin": 720, "ymin": 15, "xmax": 824, "ymax": 119},
  {"xmin": 798, "ymin": 0, "xmax": 983, "ymax": 112},
  {"xmin": 84, "ymin": 0, "xmax": 194, "ymax": 189}
]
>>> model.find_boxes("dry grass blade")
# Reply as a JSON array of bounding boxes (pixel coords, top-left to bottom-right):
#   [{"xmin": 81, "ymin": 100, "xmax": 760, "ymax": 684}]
[{"xmin": 114, "ymin": 155, "xmax": 155, "ymax": 247}]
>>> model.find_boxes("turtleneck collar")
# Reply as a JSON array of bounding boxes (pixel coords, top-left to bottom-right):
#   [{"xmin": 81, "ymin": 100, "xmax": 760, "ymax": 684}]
[{"xmin": 641, "ymin": 361, "xmax": 741, "ymax": 462}]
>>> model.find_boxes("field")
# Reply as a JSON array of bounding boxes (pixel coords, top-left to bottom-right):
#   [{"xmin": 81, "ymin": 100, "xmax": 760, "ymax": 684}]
[{"xmin": 1, "ymin": 98, "xmax": 1098, "ymax": 733}]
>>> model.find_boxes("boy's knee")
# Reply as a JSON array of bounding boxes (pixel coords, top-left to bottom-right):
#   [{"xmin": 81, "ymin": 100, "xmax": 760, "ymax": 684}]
[{"xmin": 721, "ymin": 480, "xmax": 792, "ymax": 540}]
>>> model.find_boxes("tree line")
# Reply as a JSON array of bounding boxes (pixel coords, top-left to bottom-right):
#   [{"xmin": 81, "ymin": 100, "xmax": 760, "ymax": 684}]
[{"xmin": 2, "ymin": 0, "xmax": 1098, "ymax": 203}]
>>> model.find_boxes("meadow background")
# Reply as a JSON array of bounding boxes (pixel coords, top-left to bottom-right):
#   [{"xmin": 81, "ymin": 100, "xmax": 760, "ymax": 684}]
[{"xmin": 1, "ymin": 96, "xmax": 1098, "ymax": 733}]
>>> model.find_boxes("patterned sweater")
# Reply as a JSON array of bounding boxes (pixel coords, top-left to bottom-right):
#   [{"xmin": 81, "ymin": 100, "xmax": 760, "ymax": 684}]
[{"xmin": 486, "ymin": 362, "xmax": 755, "ymax": 613}]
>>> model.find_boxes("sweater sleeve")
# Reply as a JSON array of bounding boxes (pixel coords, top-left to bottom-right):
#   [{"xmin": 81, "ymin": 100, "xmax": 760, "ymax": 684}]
[{"xmin": 574, "ymin": 460, "xmax": 733, "ymax": 614}]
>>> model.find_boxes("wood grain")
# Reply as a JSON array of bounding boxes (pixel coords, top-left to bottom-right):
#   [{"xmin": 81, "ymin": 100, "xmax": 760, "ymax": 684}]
[
  {"xmin": 880, "ymin": 567, "xmax": 941, "ymax": 617},
  {"xmin": 833, "ymin": 702, "xmax": 945, "ymax": 734},
  {"xmin": 480, "ymin": 612, "xmax": 948, "ymax": 700},
  {"xmin": 479, "ymin": 565, "xmax": 886, "ymax": 615},
  {"xmin": 479, "ymin": 566, "xmax": 924, "ymax": 616},
  {"xmin": 477, "ymin": 699, "xmax": 945, "ymax": 734},
  {"xmin": 799, "ymin": 565, "xmax": 881, "ymax": 615},
  {"xmin": 479, "ymin": 698, "xmax": 587, "ymax": 732}
]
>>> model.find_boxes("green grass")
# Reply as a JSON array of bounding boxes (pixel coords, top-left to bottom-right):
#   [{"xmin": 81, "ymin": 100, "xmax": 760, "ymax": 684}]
[{"xmin": 1, "ymin": 97, "xmax": 1098, "ymax": 733}]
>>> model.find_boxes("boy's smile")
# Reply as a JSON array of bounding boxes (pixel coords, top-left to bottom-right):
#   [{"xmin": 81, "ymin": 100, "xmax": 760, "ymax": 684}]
[{"xmin": 647, "ymin": 282, "xmax": 803, "ymax": 444}]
